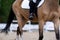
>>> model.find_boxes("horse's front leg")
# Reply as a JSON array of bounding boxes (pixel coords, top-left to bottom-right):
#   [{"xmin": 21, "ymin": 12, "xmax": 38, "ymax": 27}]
[
  {"xmin": 39, "ymin": 20, "xmax": 44, "ymax": 40},
  {"xmin": 53, "ymin": 18, "xmax": 59, "ymax": 40},
  {"xmin": 16, "ymin": 14, "xmax": 28, "ymax": 40},
  {"xmin": 12, "ymin": 2, "xmax": 25, "ymax": 40},
  {"xmin": 15, "ymin": 15, "xmax": 27, "ymax": 40}
]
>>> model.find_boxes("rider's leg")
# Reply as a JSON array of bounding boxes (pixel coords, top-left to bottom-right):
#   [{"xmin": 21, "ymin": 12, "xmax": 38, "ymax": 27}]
[
  {"xmin": 36, "ymin": 0, "xmax": 41, "ymax": 6},
  {"xmin": 29, "ymin": 1, "xmax": 36, "ymax": 20},
  {"xmin": 34, "ymin": 3, "xmax": 37, "ymax": 17}
]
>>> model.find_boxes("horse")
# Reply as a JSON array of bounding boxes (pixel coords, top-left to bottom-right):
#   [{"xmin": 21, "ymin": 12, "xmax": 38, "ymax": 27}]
[{"xmin": 1, "ymin": 0, "xmax": 57, "ymax": 40}]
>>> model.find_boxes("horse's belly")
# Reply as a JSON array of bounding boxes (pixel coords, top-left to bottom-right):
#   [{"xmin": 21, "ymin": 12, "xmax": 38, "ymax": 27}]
[{"xmin": 46, "ymin": 15, "xmax": 55, "ymax": 21}]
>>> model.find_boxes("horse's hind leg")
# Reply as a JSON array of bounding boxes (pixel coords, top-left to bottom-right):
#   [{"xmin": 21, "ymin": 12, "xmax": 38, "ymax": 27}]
[
  {"xmin": 53, "ymin": 18, "xmax": 59, "ymax": 40},
  {"xmin": 1, "ymin": 7, "xmax": 15, "ymax": 34},
  {"xmin": 38, "ymin": 20, "xmax": 45, "ymax": 40}
]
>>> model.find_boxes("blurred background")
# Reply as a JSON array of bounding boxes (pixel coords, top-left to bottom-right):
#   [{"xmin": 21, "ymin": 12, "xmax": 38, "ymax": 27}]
[{"xmin": 0, "ymin": 0, "xmax": 15, "ymax": 23}]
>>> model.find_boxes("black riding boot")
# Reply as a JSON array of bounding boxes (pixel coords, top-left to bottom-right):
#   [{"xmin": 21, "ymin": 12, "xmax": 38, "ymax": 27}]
[
  {"xmin": 29, "ymin": 13, "xmax": 34, "ymax": 20},
  {"xmin": 29, "ymin": 1, "xmax": 36, "ymax": 20}
]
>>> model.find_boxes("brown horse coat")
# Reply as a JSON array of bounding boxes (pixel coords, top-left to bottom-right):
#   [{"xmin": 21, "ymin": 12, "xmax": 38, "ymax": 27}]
[
  {"xmin": 12, "ymin": 0, "xmax": 59, "ymax": 22},
  {"xmin": 12, "ymin": 0, "xmax": 59, "ymax": 40}
]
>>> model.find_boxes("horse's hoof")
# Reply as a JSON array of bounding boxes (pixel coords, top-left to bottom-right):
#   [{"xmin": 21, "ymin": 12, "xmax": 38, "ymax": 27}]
[
  {"xmin": 39, "ymin": 36, "xmax": 43, "ymax": 40},
  {"xmin": 39, "ymin": 38, "xmax": 43, "ymax": 40},
  {"xmin": 0, "ymin": 29, "xmax": 8, "ymax": 34},
  {"xmin": 39, "ymin": 39, "xmax": 42, "ymax": 40},
  {"xmin": 57, "ymin": 39, "xmax": 59, "ymax": 40}
]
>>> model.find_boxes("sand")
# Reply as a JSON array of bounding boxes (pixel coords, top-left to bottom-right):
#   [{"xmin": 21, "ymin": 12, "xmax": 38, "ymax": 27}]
[{"xmin": 0, "ymin": 31, "xmax": 56, "ymax": 40}]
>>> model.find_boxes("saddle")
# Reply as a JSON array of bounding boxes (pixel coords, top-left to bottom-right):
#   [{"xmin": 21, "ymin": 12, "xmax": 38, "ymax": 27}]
[{"xmin": 21, "ymin": 0, "xmax": 44, "ymax": 9}]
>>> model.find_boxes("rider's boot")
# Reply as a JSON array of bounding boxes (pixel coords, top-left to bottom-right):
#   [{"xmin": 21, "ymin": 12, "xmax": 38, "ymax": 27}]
[
  {"xmin": 29, "ymin": 13, "xmax": 34, "ymax": 20},
  {"xmin": 29, "ymin": 1, "xmax": 35, "ymax": 20}
]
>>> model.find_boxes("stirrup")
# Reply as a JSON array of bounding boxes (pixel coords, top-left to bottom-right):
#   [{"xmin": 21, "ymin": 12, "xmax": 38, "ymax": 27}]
[{"xmin": 29, "ymin": 13, "xmax": 34, "ymax": 20}]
